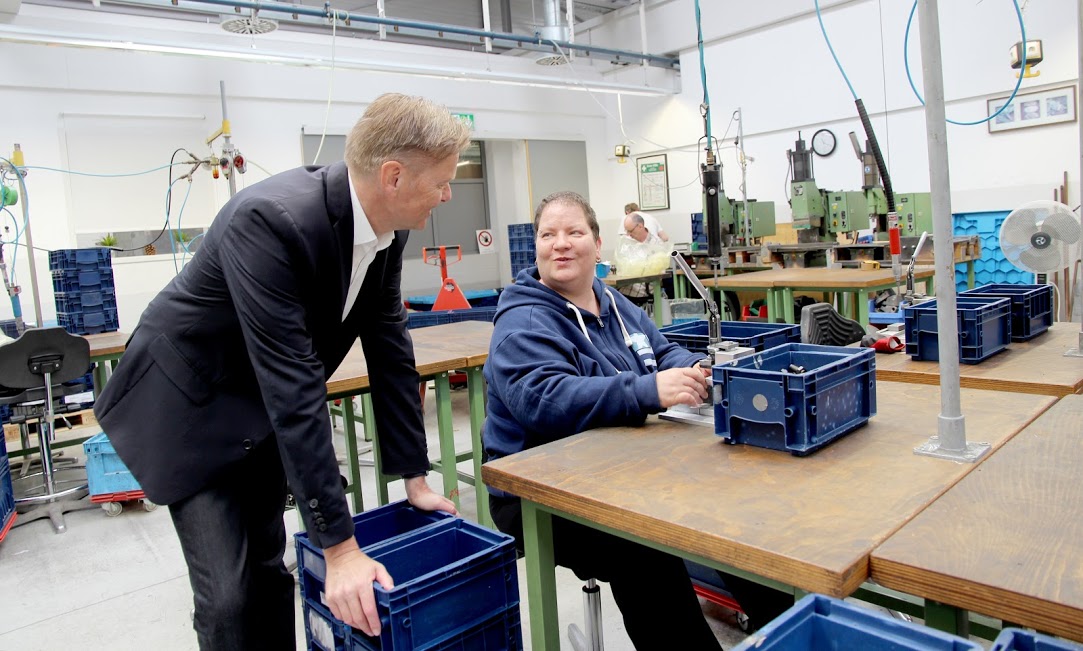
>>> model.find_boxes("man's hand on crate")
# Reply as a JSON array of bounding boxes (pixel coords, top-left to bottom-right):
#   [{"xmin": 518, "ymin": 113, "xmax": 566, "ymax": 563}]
[
  {"xmin": 323, "ymin": 541, "xmax": 394, "ymax": 636},
  {"xmin": 404, "ymin": 476, "xmax": 459, "ymax": 517}
]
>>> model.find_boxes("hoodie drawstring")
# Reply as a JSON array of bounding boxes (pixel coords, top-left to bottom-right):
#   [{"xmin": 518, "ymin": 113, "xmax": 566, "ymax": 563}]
[
  {"xmin": 603, "ymin": 288, "xmax": 635, "ymax": 348},
  {"xmin": 567, "ymin": 302, "xmax": 592, "ymax": 342}
]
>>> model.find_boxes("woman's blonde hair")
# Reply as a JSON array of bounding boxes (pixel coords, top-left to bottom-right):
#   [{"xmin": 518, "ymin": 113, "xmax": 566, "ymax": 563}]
[{"xmin": 345, "ymin": 94, "xmax": 471, "ymax": 176}]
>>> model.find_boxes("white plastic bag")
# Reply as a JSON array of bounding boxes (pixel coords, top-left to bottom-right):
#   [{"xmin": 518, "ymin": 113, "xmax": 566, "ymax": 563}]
[{"xmin": 614, "ymin": 236, "xmax": 672, "ymax": 276}]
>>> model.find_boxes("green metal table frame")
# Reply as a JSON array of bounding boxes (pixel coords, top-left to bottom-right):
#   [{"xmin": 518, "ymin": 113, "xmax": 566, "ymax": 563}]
[
  {"xmin": 327, "ymin": 365, "xmax": 492, "ymax": 528},
  {"xmin": 519, "ymin": 498, "xmax": 1010, "ymax": 650}
]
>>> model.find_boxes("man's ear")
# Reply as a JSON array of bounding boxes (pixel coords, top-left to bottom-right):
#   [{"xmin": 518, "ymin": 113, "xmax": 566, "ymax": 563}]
[{"xmin": 379, "ymin": 160, "xmax": 405, "ymax": 192}]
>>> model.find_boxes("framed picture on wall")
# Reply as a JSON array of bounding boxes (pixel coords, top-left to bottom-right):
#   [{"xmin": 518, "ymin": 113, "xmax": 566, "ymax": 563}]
[
  {"xmin": 988, "ymin": 85, "xmax": 1077, "ymax": 133},
  {"xmin": 636, "ymin": 154, "xmax": 670, "ymax": 210}
]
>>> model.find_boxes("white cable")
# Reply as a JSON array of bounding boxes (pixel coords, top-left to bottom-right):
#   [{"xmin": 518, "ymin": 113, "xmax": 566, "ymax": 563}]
[
  {"xmin": 311, "ymin": 9, "xmax": 341, "ymax": 166},
  {"xmin": 1050, "ymin": 279, "xmax": 1061, "ymax": 321}
]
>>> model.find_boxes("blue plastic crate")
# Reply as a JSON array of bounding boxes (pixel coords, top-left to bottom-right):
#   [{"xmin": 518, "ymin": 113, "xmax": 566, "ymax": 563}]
[
  {"xmin": 510, "ymin": 263, "xmax": 532, "ymax": 280},
  {"xmin": 734, "ymin": 594, "xmax": 982, "ymax": 650},
  {"xmin": 299, "ymin": 518, "xmax": 519, "ymax": 651},
  {"xmin": 660, "ymin": 320, "xmax": 802, "ymax": 354},
  {"xmin": 304, "ymin": 600, "xmax": 351, "ymax": 651},
  {"xmin": 0, "ymin": 319, "xmax": 22, "ymax": 339},
  {"xmin": 1, "ymin": 439, "xmax": 14, "ymax": 541},
  {"xmin": 506, "ymin": 223, "xmax": 534, "ymax": 238},
  {"xmin": 48, "ymin": 247, "xmax": 112, "ymax": 272},
  {"xmin": 406, "ymin": 307, "xmax": 497, "ymax": 330},
  {"xmin": 83, "ymin": 432, "xmax": 142, "ymax": 497},
  {"xmin": 54, "ymin": 289, "xmax": 117, "ymax": 315},
  {"xmin": 903, "ymin": 295, "xmax": 1012, "ymax": 364},
  {"xmin": 508, "ymin": 236, "xmax": 535, "ymax": 253},
  {"xmin": 58, "ymin": 308, "xmax": 119, "ymax": 335},
  {"xmin": 295, "ymin": 500, "xmax": 453, "ymax": 599},
  {"xmin": 348, "ymin": 605, "xmax": 522, "ymax": 651},
  {"xmin": 712, "ymin": 344, "xmax": 877, "ymax": 455},
  {"xmin": 51, "ymin": 267, "xmax": 115, "ymax": 294},
  {"xmin": 961, "ymin": 283, "xmax": 1053, "ymax": 341},
  {"xmin": 991, "ymin": 628, "xmax": 1083, "ymax": 651}
]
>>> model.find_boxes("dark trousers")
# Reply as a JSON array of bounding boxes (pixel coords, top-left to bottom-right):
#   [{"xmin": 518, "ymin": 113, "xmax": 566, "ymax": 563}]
[
  {"xmin": 169, "ymin": 437, "xmax": 295, "ymax": 650},
  {"xmin": 490, "ymin": 495, "xmax": 722, "ymax": 651}
]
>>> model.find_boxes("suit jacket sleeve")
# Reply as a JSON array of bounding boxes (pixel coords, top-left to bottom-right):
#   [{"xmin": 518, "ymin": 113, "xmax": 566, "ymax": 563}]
[
  {"xmin": 219, "ymin": 197, "xmax": 354, "ymax": 549},
  {"xmin": 358, "ymin": 232, "xmax": 430, "ymax": 476}
]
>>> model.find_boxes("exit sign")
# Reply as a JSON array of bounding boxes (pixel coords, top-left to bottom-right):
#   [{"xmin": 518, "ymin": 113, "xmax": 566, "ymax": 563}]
[{"xmin": 452, "ymin": 113, "xmax": 475, "ymax": 130}]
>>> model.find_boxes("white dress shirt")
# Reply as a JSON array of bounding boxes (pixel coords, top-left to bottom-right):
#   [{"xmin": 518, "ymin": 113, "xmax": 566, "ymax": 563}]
[{"xmin": 342, "ymin": 169, "xmax": 395, "ymax": 321}]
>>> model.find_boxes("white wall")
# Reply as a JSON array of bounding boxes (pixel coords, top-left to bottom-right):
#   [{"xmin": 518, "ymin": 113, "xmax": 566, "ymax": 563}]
[
  {"xmin": 586, "ymin": 0, "xmax": 1081, "ymax": 247},
  {"xmin": 0, "ymin": 3, "xmax": 632, "ymax": 327}
]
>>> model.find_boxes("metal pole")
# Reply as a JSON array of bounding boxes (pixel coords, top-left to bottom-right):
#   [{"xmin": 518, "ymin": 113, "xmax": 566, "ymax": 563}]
[
  {"xmin": 737, "ymin": 107, "xmax": 751, "ymax": 244},
  {"xmin": 11, "ymin": 148, "xmax": 43, "ymax": 328},
  {"xmin": 914, "ymin": 0, "xmax": 989, "ymax": 462},
  {"xmin": 377, "ymin": 0, "xmax": 386, "ymax": 40},
  {"xmin": 638, "ymin": 0, "xmax": 648, "ymax": 70},
  {"xmin": 481, "ymin": 0, "xmax": 492, "ymax": 52},
  {"xmin": 1071, "ymin": 0, "xmax": 1083, "ymax": 355},
  {"xmin": 219, "ymin": 81, "xmax": 237, "ymax": 198}
]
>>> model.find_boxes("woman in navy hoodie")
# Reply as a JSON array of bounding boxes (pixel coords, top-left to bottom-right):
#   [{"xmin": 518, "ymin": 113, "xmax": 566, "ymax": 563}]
[{"xmin": 483, "ymin": 191, "xmax": 723, "ymax": 650}]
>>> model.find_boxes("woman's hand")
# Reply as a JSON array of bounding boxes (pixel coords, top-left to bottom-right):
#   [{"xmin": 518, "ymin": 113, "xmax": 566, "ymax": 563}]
[{"xmin": 656, "ymin": 367, "xmax": 709, "ymax": 408}]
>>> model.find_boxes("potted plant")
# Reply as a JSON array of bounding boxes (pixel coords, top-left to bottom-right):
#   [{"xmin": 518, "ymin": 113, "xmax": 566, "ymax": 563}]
[{"xmin": 95, "ymin": 233, "xmax": 118, "ymax": 247}]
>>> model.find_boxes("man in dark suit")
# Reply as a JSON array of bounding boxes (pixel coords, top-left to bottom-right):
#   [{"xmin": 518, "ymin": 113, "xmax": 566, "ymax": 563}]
[{"xmin": 94, "ymin": 93, "xmax": 470, "ymax": 649}]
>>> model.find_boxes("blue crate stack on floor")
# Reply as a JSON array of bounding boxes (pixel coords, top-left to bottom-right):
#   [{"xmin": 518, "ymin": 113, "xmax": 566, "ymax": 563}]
[
  {"xmin": 295, "ymin": 500, "xmax": 522, "ymax": 651},
  {"xmin": 691, "ymin": 212, "xmax": 708, "ymax": 251},
  {"xmin": 0, "ymin": 433, "xmax": 15, "ymax": 543},
  {"xmin": 83, "ymin": 432, "xmax": 151, "ymax": 514},
  {"xmin": 733, "ymin": 594, "xmax": 984, "ymax": 650},
  {"xmin": 406, "ymin": 307, "xmax": 498, "ymax": 330},
  {"xmin": 404, "ymin": 289, "xmax": 501, "ymax": 312},
  {"xmin": 507, "ymin": 223, "xmax": 535, "ymax": 281},
  {"xmin": 49, "ymin": 248, "xmax": 118, "ymax": 335}
]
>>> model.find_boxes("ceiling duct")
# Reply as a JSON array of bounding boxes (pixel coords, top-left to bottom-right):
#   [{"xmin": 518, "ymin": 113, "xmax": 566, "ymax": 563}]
[{"xmin": 535, "ymin": 0, "xmax": 567, "ymax": 65}]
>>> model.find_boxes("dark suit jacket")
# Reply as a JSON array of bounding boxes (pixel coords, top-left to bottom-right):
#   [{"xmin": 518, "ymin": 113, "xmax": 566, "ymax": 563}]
[{"xmin": 94, "ymin": 161, "xmax": 428, "ymax": 548}]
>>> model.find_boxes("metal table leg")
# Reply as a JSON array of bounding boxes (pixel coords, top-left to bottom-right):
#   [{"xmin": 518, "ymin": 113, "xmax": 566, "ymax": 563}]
[
  {"xmin": 360, "ymin": 394, "xmax": 390, "ymax": 506},
  {"xmin": 341, "ymin": 398, "xmax": 363, "ymax": 513},
  {"xmin": 523, "ymin": 500, "xmax": 559, "ymax": 651},
  {"xmin": 466, "ymin": 366, "xmax": 491, "ymax": 528},
  {"xmin": 434, "ymin": 372, "xmax": 459, "ymax": 510}
]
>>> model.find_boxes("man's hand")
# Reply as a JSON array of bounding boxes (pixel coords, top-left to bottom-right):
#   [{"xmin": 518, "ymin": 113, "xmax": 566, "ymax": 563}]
[
  {"xmin": 656, "ymin": 367, "xmax": 709, "ymax": 408},
  {"xmin": 404, "ymin": 476, "xmax": 458, "ymax": 516},
  {"xmin": 323, "ymin": 538, "xmax": 394, "ymax": 636}
]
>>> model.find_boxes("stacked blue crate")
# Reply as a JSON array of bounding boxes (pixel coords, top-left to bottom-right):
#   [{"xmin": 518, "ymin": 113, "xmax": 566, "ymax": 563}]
[
  {"xmin": 953, "ymin": 211, "xmax": 1030, "ymax": 294},
  {"xmin": 507, "ymin": 223, "xmax": 536, "ymax": 280},
  {"xmin": 0, "ymin": 434, "xmax": 14, "ymax": 543},
  {"xmin": 691, "ymin": 213, "xmax": 708, "ymax": 250},
  {"xmin": 296, "ymin": 501, "xmax": 522, "ymax": 651},
  {"xmin": 0, "ymin": 319, "xmax": 20, "ymax": 338},
  {"xmin": 407, "ymin": 307, "xmax": 498, "ymax": 330},
  {"xmin": 49, "ymin": 248, "xmax": 119, "ymax": 335}
]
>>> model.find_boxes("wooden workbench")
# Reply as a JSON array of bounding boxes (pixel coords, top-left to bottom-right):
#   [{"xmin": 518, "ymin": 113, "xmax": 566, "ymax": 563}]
[
  {"xmin": 482, "ymin": 382, "xmax": 1055, "ymax": 649},
  {"xmin": 876, "ymin": 326, "xmax": 1083, "ymax": 397},
  {"xmin": 85, "ymin": 331, "xmax": 129, "ymax": 360},
  {"xmin": 699, "ymin": 267, "xmax": 935, "ymax": 326},
  {"xmin": 601, "ymin": 272, "xmax": 668, "ymax": 327},
  {"xmin": 871, "ymin": 394, "xmax": 1083, "ymax": 642}
]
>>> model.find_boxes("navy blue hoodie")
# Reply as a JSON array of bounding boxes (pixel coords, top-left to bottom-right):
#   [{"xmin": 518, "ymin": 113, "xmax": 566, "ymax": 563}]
[{"xmin": 483, "ymin": 267, "xmax": 703, "ymax": 492}]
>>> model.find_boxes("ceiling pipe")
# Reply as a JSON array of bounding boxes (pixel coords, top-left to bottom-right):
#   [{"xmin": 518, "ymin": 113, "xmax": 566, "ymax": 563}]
[
  {"xmin": 539, "ymin": 0, "xmax": 567, "ymax": 42},
  {"xmin": 164, "ymin": 0, "xmax": 678, "ymax": 67}
]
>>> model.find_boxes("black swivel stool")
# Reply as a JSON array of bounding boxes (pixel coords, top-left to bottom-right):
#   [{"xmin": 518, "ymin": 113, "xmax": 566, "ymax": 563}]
[{"xmin": 0, "ymin": 327, "xmax": 97, "ymax": 533}]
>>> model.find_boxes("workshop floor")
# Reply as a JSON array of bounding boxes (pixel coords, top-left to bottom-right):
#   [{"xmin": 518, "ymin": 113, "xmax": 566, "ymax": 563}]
[{"xmin": 0, "ymin": 385, "xmax": 753, "ymax": 650}]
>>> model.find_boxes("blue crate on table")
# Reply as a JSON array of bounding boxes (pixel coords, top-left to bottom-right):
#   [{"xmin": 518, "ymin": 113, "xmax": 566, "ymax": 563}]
[
  {"xmin": 961, "ymin": 283, "xmax": 1053, "ymax": 341},
  {"xmin": 83, "ymin": 432, "xmax": 143, "ymax": 498},
  {"xmin": 712, "ymin": 344, "xmax": 877, "ymax": 456},
  {"xmin": 733, "ymin": 594, "xmax": 982, "ymax": 650},
  {"xmin": 298, "ymin": 515, "xmax": 519, "ymax": 651},
  {"xmin": 58, "ymin": 308, "xmax": 119, "ymax": 335},
  {"xmin": 903, "ymin": 295, "xmax": 1012, "ymax": 364},
  {"xmin": 406, "ymin": 307, "xmax": 497, "ymax": 330},
  {"xmin": 48, "ymin": 247, "xmax": 112, "ymax": 272},
  {"xmin": 991, "ymin": 628, "xmax": 1083, "ymax": 651},
  {"xmin": 0, "ymin": 319, "xmax": 22, "ymax": 339},
  {"xmin": 660, "ymin": 320, "xmax": 801, "ymax": 355},
  {"xmin": 51, "ymin": 267, "xmax": 115, "ymax": 294},
  {"xmin": 54, "ymin": 289, "xmax": 117, "ymax": 315}
]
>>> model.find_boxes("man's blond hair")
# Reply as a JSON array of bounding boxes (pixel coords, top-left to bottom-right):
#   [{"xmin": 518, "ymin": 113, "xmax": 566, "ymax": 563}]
[
  {"xmin": 345, "ymin": 93, "xmax": 471, "ymax": 176},
  {"xmin": 624, "ymin": 203, "xmax": 640, "ymax": 214}
]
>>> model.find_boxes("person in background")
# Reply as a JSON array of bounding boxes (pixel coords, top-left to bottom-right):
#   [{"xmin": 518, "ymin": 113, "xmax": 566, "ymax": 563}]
[
  {"xmin": 623, "ymin": 211, "xmax": 661, "ymax": 245},
  {"xmin": 94, "ymin": 93, "xmax": 468, "ymax": 649},
  {"xmin": 619, "ymin": 201, "xmax": 669, "ymax": 242},
  {"xmin": 483, "ymin": 191, "xmax": 723, "ymax": 650}
]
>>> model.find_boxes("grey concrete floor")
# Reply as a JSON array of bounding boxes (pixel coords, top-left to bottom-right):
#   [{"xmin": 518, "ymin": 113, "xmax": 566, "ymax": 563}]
[{"xmin": 0, "ymin": 385, "xmax": 750, "ymax": 650}]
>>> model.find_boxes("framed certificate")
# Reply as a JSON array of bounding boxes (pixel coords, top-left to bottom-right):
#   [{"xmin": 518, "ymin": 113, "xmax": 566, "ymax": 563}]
[{"xmin": 636, "ymin": 154, "xmax": 670, "ymax": 211}]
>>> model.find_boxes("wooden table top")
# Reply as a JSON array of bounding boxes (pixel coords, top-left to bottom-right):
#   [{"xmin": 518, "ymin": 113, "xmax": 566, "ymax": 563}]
[
  {"xmin": 876, "ymin": 326, "xmax": 1083, "ymax": 397},
  {"xmin": 699, "ymin": 267, "xmax": 934, "ymax": 290},
  {"xmin": 86, "ymin": 331, "xmax": 130, "ymax": 358},
  {"xmin": 601, "ymin": 272, "xmax": 669, "ymax": 287},
  {"xmin": 871, "ymin": 394, "xmax": 1083, "ymax": 642},
  {"xmin": 482, "ymin": 382, "xmax": 1055, "ymax": 597},
  {"xmin": 326, "ymin": 321, "xmax": 492, "ymax": 396}
]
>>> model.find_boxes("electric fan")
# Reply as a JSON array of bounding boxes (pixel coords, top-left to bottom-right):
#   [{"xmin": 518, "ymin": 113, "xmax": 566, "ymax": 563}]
[
  {"xmin": 1000, "ymin": 200, "xmax": 1080, "ymax": 275},
  {"xmin": 999, "ymin": 200, "xmax": 1083, "ymax": 357}
]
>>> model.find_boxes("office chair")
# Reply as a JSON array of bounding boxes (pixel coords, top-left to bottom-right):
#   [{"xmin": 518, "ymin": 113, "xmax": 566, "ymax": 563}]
[
  {"xmin": 0, "ymin": 327, "xmax": 98, "ymax": 533},
  {"xmin": 568, "ymin": 578, "xmax": 604, "ymax": 651}
]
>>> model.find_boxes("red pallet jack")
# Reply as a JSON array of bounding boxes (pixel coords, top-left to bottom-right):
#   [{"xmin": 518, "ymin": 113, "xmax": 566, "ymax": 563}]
[{"xmin": 423, "ymin": 246, "xmax": 471, "ymax": 311}]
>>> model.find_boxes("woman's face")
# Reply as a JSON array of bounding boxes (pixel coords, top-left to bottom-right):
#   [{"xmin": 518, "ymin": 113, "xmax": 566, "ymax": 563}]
[{"xmin": 535, "ymin": 202, "xmax": 601, "ymax": 298}]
